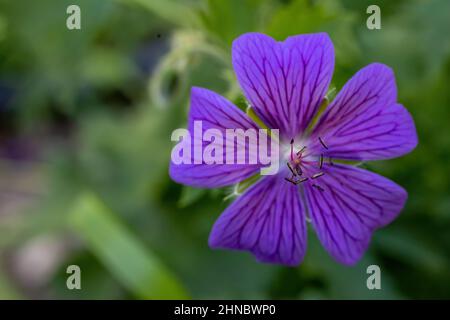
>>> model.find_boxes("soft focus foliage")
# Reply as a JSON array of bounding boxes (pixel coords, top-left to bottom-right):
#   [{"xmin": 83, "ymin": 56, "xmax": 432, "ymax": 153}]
[{"xmin": 0, "ymin": 0, "xmax": 449, "ymax": 299}]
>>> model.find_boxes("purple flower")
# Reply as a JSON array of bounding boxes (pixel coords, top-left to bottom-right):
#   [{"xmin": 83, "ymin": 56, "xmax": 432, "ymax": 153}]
[{"xmin": 169, "ymin": 33, "xmax": 418, "ymax": 266}]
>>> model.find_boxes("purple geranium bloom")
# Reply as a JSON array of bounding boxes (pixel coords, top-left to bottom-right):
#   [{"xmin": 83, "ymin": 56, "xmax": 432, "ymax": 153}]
[{"xmin": 169, "ymin": 33, "xmax": 418, "ymax": 266}]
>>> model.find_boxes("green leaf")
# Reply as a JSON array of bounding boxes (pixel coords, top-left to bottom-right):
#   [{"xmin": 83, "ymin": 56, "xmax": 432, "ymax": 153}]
[{"xmin": 68, "ymin": 193, "xmax": 189, "ymax": 299}]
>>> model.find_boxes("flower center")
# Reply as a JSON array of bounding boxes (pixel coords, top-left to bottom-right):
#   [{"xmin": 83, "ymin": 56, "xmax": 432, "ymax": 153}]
[{"xmin": 283, "ymin": 138, "xmax": 328, "ymax": 187}]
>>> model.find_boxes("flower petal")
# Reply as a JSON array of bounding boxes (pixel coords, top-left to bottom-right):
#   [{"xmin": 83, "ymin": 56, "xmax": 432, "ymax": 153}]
[
  {"xmin": 304, "ymin": 163, "xmax": 407, "ymax": 265},
  {"xmin": 309, "ymin": 63, "xmax": 418, "ymax": 160},
  {"xmin": 209, "ymin": 174, "xmax": 307, "ymax": 266},
  {"xmin": 169, "ymin": 87, "xmax": 262, "ymax": 188},
  {"xmin": 232, "ymin": 32, "xmax": 334, "ymax": 139}
]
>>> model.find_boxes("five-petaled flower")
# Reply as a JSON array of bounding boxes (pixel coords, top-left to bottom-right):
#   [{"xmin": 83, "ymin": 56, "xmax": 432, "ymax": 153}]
[{"xmin": 169, "ymin": 32, "xmax": 418, "ymax": 266}]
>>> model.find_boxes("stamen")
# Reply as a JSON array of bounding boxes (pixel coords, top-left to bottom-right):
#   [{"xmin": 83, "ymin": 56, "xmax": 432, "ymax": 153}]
[
  {"xmin": 287, "ymin": 162, "xmax": 297, "ymax": 176},
  {"xmin": 290, "ymin": 138, "xmax": 294, "ymax": 161},
  {"xmin": 319, "ymin": 154, "xmax": 324, "ymax": 169},
  {"xmin": 319, "ymin": 137, "xmax": 328, "ymax": 149},
  {"xmin": 312, "ymin": 172, "xmax": 325, "ymax": 179},
  {"xmin": 284, "ymin": 177, "xmax": 297, "ymax": 185},
  {"xmin": 296, "ymin": 177, "xmax": 308, "ymax": 184},
  {"xmin": 296, "ymin": 166, "xmax": 303, "ymax": 176},
  {"xmin": 296, "ymin": 146, "xmax": 306, "ymax": 156},
  {"xmin": 312, "ymin": 184, "xmax": 324, "ymax": 191}
]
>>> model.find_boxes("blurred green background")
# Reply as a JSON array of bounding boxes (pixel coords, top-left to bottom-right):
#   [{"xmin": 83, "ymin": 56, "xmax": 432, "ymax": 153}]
[{"xmin": 0, "ymin": 0, "xmax": 449, "ymax": 299}]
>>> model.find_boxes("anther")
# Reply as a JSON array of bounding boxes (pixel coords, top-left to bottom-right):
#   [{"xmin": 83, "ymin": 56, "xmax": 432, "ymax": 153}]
[
  {"xmin": 296, "ymin": 146, "xmax": 306, "ymax": 156},
  {"xmin": 312, "ymin": 184, "xmax": 324, "ymax": 191},
  {"xmin": 287, "ymin": 162, "xmax": 297, "ymax": 176},
  {"xmin": 312, "ymin": 172, "xmax": 324, "ymax": 179},
  {"xmin": 284, "ymin": 177, "xmax": 297, "ymax": 185},
  {"xmin": 319, "ymin": 137, "xmax": 328, "ymax": 150},
  {"xmin": 319, "ymin": 154, "xmax": 324, "ymax": 169},
  {"xmin": 296, "ymin": 177, "xmax": 308, "ymax": 184}
]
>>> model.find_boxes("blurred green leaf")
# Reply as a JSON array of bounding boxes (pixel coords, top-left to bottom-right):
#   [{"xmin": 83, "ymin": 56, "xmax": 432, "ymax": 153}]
[
  {"xmin": 2, "ymin": 0, "xmax": 450, "ymax": 300},
  {"xmin": 178, "ymin": 186, "xmax": 206, "ymax": 208},
  {"xmin": 120, "ymin": 0, "xmax": 199, "ymax": 27},
  {"xmin": 266, "ymin": 0, "xmax": 360, "ymax": 73},
  {"xmin": 0, "ymin": 264, "xmax": 21, "ymax": 299},
  {"xmin": 68, "ymin": 193, "xmax": 189, "ymax": 299},
  {"xmin": 376, "ymin": 228, "xmax": 448, "ymax": 274},
  {"xmin": 266, "ymin": 0, "xmax": 336, "ymax": 39},
  {"xmin": 303, "ymin": 235, "xmax": 404, "ymax": 299},
  {"xmin": 200, "ymin": 0, "xmax": 274, "ymax": 47},
  {"xmin": 359, "ymin": 0, "xmax": 450, "ymax": 87},
  {"xmin": 0, "ymin": 14, "xmax": 6, "ymax": 42}
]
